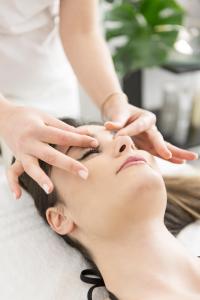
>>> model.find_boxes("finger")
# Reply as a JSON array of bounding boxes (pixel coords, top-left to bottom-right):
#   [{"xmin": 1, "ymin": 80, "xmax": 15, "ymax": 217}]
[
  {"xmin": 115, "ymin": 113, "xmax": 156, "ymax": 137},
  {"xmin": 22, "ymin": 155, "xmax": 54, "ymax": 194},
  {"xmin": 130, "ymin": 136, "xmax": 186, "ymax": 164},
  {"xmin": 33, "ymin": 142, "xmax": 89, "ymax": 179},
  {"xmin": 104, "ymin": 109, "xmax": 131, "ymax": 129},
  {"xmin": 144, "ymin": 138, "xmax": 198, "ymax": 162},
  {"xmin": 155, "ymin": 155, "xmax": 185, "ymax": 164},
  {"xmin": 154, "ymin": 153, "xmax": 185, "ymax": 164},
  {"xmin": 104, "ymin": 121, "xmax": 124, "ymax": 131},
  {"xmin": 75, "ymin": 126, "xmax": 102, "ymax": 138},
  {"xmin": 104, "ymin": 120, "xmax": 126, "ymax": 130},
  {"xmin": 6, "ymin": 160, "xmax": 24, "ymax": 199},
  {"xmin": 39, "ymin": 126, "xmax": 99, "ymax": 147},
  {"xmin": 166, "ymin": 142, "xmax": 199, "ymax": 160},
  {"xmin": 133, "ymin": 135, "xmax": 190, "ymax": 164},
  {"xmin": 43, "ymin": 114, "xmax": 77, "ymax": 132},
  {"xmin": 144, "ymin": 144, "xmax": 194, "ymax": 164},
  {"xmin": 145, "ymin": 127, "xmax": 172, "ymax": 159},
  {"xmin": 75, "ymin": 127, "xmax": 91, "ymax": 135},
  {"xmin": 167, "ymin": 157, "xmax": 186, "ymax": 164}
]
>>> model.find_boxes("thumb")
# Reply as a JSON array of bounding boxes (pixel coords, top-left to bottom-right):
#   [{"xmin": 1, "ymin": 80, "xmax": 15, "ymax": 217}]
[{"xmin": 104, "ymin": 111, "xmax": 129, "ymax": 130}]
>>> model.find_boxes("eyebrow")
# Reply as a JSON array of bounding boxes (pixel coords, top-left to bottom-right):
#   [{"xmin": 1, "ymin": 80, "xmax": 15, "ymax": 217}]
[{"xmin": 65, "ymin": 131, "xmax": 116, "ymax": 155}]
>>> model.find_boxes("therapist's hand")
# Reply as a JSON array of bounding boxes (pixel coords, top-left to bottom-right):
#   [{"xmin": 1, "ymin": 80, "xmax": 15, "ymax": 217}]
[
  {"xmin": 0, "ymin": 105, "xmax": 98, "ymax": 199},
  {"xmin": 102, "ymin": 96, "xmax": 198, "ymax": 163}
]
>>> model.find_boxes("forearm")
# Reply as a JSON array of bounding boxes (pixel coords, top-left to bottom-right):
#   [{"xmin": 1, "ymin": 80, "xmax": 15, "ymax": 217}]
[
  {"xmin": 0, "ymin": 94, "xmax": 14, "ymax": 134},
  {"xmin": 60, "ymin": 31, "xmax": 123, "ymax": 109}
]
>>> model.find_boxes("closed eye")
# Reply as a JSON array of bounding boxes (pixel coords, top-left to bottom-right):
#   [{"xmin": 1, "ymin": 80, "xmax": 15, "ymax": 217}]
[{"xmin": 78, "ymin": 147, "xmax": 100, "ymax": 161}]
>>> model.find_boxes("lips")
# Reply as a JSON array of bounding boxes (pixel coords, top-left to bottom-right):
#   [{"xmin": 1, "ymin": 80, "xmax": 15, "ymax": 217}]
[{"xmin": 116, "ymin": 155, "xmax": 147, "ymax": 174}]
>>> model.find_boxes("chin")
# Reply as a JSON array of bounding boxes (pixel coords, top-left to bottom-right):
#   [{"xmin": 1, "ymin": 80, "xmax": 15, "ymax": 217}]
[
  {"xmin": 118, "ymin": 164, "xmax": 165, "ymax": 200},
  {"xmin": 116, "ymin": 169, "xmax": 166, "ymax": 222}
]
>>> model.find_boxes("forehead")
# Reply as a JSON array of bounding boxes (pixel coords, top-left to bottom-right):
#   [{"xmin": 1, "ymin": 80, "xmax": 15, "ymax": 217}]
[
  {"xmin": 79, "ymin": 124, "xmax": 118, "ymax": 139},
  {"xmin": 57, "ymin": 125, "xmax": 114, "ymax": 153},
  {"xmin": 79, "ymin": 124, "xmax": 106, "ymax": 134}
]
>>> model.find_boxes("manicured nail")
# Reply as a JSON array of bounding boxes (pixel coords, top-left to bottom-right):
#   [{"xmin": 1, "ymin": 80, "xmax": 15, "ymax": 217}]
[
  {"xmin": 166, "ymin": 151, "xmax": 172, "ymax": 159},
  {"xmin": 106, "ymin": 121, "xmax": 122, "ymax": 127},
  {"xmin": 42, "ymin": 184, "xmax": 50, "ymax": 194},
  {"xmin": 78, "ymin": 170, "xmax": 88, "ymax": 180},
  {"xmin": 12, "ymin": 192, "xmax": 17, "ymax": 200}
]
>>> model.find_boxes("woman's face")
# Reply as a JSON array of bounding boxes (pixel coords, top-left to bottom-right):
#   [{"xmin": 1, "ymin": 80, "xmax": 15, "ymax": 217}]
[{"xmin": 50, "ymin": 125, "xmax": 167, "ymax": 243}]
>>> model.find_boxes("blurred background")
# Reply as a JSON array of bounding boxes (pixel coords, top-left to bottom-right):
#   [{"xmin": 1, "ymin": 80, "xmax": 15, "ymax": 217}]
[
  {"xmin": 0, "ymin": 0, "xmax": 199, "ymax": 167},
  {"xmin": 81, "ymin": 0, "xmax": 200, "ymax": 164}
]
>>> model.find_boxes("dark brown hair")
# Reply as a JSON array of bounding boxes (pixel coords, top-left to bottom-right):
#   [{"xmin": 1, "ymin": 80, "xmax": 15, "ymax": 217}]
[
  {"xmin": 14, "ymin": 118, "xmax": 98, "ymax": 270},
  {"xmin": 14, "ymin": 118, "xmax": 200, "ymax": 275}
]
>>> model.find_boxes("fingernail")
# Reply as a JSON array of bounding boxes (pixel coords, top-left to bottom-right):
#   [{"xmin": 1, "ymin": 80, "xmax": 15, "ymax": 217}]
[
  {"xmin": 12, "ymin": 192, "xmax": 17, "ymax": 200},
  {"xmin": 42, "ymin": 184, "xmax": 50, "ymax": 194},
  {"xmin": 167, "ymin": 152, "xmax": 172, "ymax": 159},
  {"xmin": 78, "ymin": 169, "xmax": 88, "ymax": 180},
  {"xmin": 108, "ymin": 121, "xmax": 122, "ymax": 127},
  {"xmin": 90, "ymin": 140, "xmax": 99, "ymax": 147}
]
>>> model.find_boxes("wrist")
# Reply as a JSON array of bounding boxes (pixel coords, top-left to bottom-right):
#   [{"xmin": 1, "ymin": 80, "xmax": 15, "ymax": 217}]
[
  {"xmin": 101, "ymin": 92, "xmax": 128, "ymax": 121},
  {"xmin": 0, "ymin": 97, "xmax": 16, "ymax": 135}
]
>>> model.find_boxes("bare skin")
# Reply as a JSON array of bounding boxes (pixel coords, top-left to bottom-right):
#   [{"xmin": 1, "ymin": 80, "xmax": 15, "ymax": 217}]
[
  {"xmin": 0, "ymin": 1, "xmax": 198, "ymax": 198},
  {"xmin": 0, "ymin": 99, "xmax": 98, "ymax": 194},
  {"xmin": 44, "ymin": 124, "xmax": 200, "ymax": 300}
]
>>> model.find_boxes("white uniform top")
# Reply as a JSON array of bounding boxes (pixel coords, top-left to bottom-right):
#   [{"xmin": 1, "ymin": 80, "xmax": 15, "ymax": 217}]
[{"xmin": 0, "ymin": 0, "xmax": 80, "ymax": 118}]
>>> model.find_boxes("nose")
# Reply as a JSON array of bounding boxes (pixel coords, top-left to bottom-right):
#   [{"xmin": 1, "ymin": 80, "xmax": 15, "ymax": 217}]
[{"xmin": 113, "ymin": 136, "xmax": 136, "ymax": 157}]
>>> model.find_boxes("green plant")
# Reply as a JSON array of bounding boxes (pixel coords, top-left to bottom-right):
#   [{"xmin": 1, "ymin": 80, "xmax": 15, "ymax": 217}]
[{"xmin": 104, "ymin": 0, "xmax": 185, "ymax": 77}]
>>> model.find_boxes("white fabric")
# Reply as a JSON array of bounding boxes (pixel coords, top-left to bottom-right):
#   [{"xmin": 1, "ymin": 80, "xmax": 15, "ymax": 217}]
[
  {"xmin": 0, "ymin": 0, "xmax": 80, "ymax": 118},
  {"xmin": 177, "ymin": 220, "xmax": 200, "ymax": 256},
  {"xmin": 155, "ymin": 156, "xmax": 200, "ymax": 176},
  {"xmin": 0, "ymin": 165, "xmax": 107, "ymax": 300},
  {"xmin": 156, "ymin": 157, "xmax": 200, "ymax": 255}
]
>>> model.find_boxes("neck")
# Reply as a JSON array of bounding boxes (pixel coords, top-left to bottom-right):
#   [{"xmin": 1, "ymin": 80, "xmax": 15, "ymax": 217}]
[{"xmin": 89, "ymin": 220, "xmax": 200, "ymax": 300}]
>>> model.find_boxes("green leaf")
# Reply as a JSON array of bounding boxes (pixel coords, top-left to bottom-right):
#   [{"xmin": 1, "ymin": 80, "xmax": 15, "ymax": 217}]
[
  {"xmin": 104, "ymin": 0, "xmax": 185, "ymax": 77},
  {"xmin": 105, "ymin": 3, "xmax": 136, "ymax": 21}
]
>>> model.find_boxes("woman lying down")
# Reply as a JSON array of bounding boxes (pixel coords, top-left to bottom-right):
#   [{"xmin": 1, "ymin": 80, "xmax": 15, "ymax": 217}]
[{"xmin": 14, "ymin": 118, "xmax": 200, "ymax": 300}]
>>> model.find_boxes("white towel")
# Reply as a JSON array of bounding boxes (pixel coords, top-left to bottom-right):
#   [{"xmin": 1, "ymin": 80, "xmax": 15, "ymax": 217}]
[{"xmin": 0, "ymin": 166, "xmax": 107, "ymax": 300}]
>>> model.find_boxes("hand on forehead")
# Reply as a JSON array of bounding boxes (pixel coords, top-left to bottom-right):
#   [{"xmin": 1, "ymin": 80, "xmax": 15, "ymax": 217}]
[
  {"xmin": 77, "ymin": 124, "xmax": 117, "ymax": 136},
  {"xmin": 56, "ymin": 124, "xmax": 113, "ymax": 154}
]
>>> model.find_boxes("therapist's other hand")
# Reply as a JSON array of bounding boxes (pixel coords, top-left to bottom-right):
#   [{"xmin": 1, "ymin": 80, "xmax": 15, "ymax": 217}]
[
  {"xmin": 0, "ymin": 105, "xmax": 98, "ymax": 199},
  {"xmin": 103, "ymin": 97, "xmax": 198, "ymax": 163}
]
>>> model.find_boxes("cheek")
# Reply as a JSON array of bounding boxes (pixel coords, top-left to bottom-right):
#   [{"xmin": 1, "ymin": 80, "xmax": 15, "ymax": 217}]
[
  {"xmin": 52, "ymin": 160, "xmax": 112, "ymax": 217},
  {"xmin": 52, "ymin": 163, "xmax": 132, "ymax": 239},
  {"xmin": 70, "ymin": 158, "xmax": 113, "ymax": 207},
  {"xmin": 65, "ymin": 159, "xmax": 116, "ymax": 234}
]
